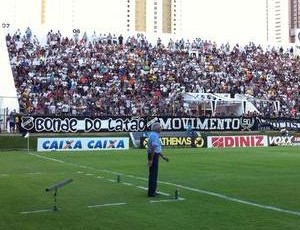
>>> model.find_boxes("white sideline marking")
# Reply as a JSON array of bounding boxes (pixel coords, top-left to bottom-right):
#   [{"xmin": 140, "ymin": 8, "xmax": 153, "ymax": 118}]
[
  {"xmin": 150, "ymin": 198, "xmax": 185, "ymax": 203},
  {"xmin": 107, "ymin": 179, "xmax": 116, "ymax": 183},
  {"xmin": 3, "ymin": 172, "xmax": 42, "ymax": 178},
  {"xmin": 26, "ymin": 172, "xmax": 42, "ymax": 175},
  {"xmin": 150, "ymin": 199, "xmax": 177, "ymax": 203},
  {"xmin": 156, "ymin": 191, "xmax": 171, "ymax": 196},
  {"xmin": 85, "ymin": 173, "xmax": 94, "ymax": 176},
  {"xmin": 28, "ymin": 153, "xmax": 300, "ymax": 217},
  {"xmin": 88, "ymin": 202, "xmax": 127, "ymax": 208},
  {"xmin": 27, "ymin": 153, "xmax": 65, "ymax": 163},
  {"xmin": 159, "ymin": 181, "xmax": 300, "ymax": 217},
  {"xmin": 97, "ymin": 176, "xmax": 104, "ymax": 179},
  {"xmin": 122, "ymin": 182, "xmax": 133, "ymax": 186},
  {"xmin": 136, "ymin": 186, "xmax": 147, "ymax": 190},
  {"xmin": 0, "ymin": 174, "xmax": 9, "ymax": 177},
  {"xmin": 20, "ymin": 209, "xmax": 52, "ymax": 214},
  {"xmin": 136, "ymin": 186, "xmax": 171, "ymax": 197}
]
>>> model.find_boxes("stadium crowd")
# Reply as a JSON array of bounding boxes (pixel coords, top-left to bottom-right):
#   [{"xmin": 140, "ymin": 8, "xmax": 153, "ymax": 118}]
[{"xmin": 5, "ymin": 28, "xmax": 300, "ymax": 118}]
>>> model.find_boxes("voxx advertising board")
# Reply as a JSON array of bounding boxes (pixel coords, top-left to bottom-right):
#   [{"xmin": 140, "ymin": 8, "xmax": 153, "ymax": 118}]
[{"xmin": 268, "ymin": 135, "xmax": 300, "ymax": 146}]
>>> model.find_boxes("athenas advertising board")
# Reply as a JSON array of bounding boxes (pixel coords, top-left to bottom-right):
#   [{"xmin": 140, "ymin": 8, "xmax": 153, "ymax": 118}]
[
  {"xmin": 140, "ymin": 136, "xmax": 206, "ymax": 148},
  {"xmin": 207, "ymin": 135, "xmax": 268, "ymax": 148},
  {"xmin": 37, "ymin": 137, "xmax": 129, "ymax": 152}
]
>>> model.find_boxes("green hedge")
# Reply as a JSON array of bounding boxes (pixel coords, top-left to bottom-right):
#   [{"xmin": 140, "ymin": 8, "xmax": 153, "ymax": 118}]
[{"xmin": 0, "ymin": 135, "xmax": 36, "ymax": 151}]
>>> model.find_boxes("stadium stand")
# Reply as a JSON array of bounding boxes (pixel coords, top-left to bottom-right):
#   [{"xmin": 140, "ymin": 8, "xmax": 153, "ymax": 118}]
[{"xmin": 5, "ymin": 28, "xmax": 300, "ymax": 118}]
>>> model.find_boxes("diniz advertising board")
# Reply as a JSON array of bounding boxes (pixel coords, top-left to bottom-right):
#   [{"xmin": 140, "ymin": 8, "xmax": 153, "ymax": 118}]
[
  {"xmin": 37, "ymin": 137, "xmax": 129, "ymax": 152},
  {"xmin": 20, "ymin": 116, "xmax": 257, "ymax": 133},
  {"xmin": 207, "ymin": 135, "xmax": 268, "ymax": 148}
]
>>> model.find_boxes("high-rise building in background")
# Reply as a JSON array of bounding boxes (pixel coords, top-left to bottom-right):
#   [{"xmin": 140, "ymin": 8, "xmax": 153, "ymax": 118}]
[
  {"xmin": 0, "ymin": 0, "xmax": 182, "ymax": 36},
  {"xmin": 29, "ymin": 0, "xmax": 183, "ymax": 35},
  {"xmin": 266, "ymin": 0, "xmax": 300, "ymax": 44},
  {"xmin": 134, "ymin": 0, "xmax": 147, "ymax": 32},
  {"xmin": 289, "ymin": 0, "xmax": 300, "ymax": 44},
  {"xmin": 266, "ymin": 0, "xmax": 289, "ymax": 44},
  {"xmin": 127, "ymin": 0, "xmax": 181, "ymax": 34},
  {"xmin": 3, "ymin": 0, "xmax": 300, "ymax": 45}
]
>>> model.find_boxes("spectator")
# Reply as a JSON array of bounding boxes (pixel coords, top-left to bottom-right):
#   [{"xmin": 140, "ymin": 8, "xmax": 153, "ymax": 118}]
[
  {"xmin": 8, "ymin": 110, "xmax": 17, "ymax": 133},
  {"xmin": 6, "ymin": 29, "xmax": 300, "ymax": 118}
]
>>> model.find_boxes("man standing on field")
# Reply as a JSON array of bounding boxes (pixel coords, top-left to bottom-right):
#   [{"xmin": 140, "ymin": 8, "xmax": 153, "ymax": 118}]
[{"xmin": 147, "ymin": 122, "xmax": 169, "ymax": 197}]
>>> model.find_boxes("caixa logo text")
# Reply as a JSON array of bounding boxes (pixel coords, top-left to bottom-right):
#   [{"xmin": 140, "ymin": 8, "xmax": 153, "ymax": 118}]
[{"xmin": 41, "ymin": 139, "xmax": 126, "ymax": 150}]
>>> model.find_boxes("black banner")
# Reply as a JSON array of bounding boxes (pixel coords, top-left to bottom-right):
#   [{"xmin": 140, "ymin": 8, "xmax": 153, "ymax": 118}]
[
  {"xmin": 258, "ymin": 117, "xmax": 300, "ymax": 131},
  {"xmin": 20, "ymin": 115, "xmax": 259, "ymax": 133}
]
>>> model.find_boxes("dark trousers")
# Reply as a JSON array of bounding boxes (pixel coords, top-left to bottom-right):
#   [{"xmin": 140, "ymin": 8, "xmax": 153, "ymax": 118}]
[{"xmin": 148, "ymin": 153, "xmax": 159, "ymax": 196}]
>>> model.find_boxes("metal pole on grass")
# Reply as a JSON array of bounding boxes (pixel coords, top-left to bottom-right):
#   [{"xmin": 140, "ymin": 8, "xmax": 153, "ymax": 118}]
[
  {"xmin": 25, "ymin": 132, "xmax": 30, "ymax": 153},
  {"xmin": 27, "ymin": 133, "xmax": 29, "ymax": 153}
]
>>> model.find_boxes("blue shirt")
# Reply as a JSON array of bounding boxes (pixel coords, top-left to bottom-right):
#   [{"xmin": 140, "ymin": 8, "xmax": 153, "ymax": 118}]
[{"xmin": 147, "ymin": 131, "xmax": 161, "ymax": 154}]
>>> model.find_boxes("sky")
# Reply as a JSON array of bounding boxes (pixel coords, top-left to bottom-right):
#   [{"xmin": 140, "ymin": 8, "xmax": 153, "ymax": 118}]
[
  {"xmin": 181, "ymin": 0, "xmax": 266, "ymax": 44},
  {"xmin": 0, "ymin": 0, "xmax": 267, "ymax": 45}
]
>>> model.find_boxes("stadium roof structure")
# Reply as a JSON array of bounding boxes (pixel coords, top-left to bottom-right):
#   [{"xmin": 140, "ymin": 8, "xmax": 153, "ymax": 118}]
[{"xmin": 182, "ymin": 93, "xmax": 267, "ymax": 116}]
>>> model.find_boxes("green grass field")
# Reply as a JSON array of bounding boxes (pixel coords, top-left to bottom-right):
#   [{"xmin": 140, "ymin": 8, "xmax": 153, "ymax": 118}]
[{"xmin": 1, "ymin": 147, "xmax": 300, "ymax": 230}]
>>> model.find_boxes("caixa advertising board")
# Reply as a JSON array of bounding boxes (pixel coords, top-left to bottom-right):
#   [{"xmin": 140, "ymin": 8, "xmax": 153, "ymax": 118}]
[
  {"xmin": 37, "ymin": 137, "xmax": 129, "ymax": 152},
  {"xmin": 207, "ymin": 135, "xmax": 268, "ymax": 148}
]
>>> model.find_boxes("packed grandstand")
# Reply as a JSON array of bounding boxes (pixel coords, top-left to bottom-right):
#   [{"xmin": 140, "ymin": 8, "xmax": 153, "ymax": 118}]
[{"xmin": 4, "ymin": 27, "xmax": 300, "ymax": 118}]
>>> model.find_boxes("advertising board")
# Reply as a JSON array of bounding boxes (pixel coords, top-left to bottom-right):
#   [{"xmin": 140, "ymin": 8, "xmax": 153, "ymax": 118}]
[
  {"xmin": 207, "ymin": 135, "xmax": 268, "ymax": 148},
  {"xmin": 140, "ymin": 136, "xmax": 206, "ymax": 148},
  {"xmin": 37, "ymin": 137, "xmax": 129, "ymax": 152}
]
